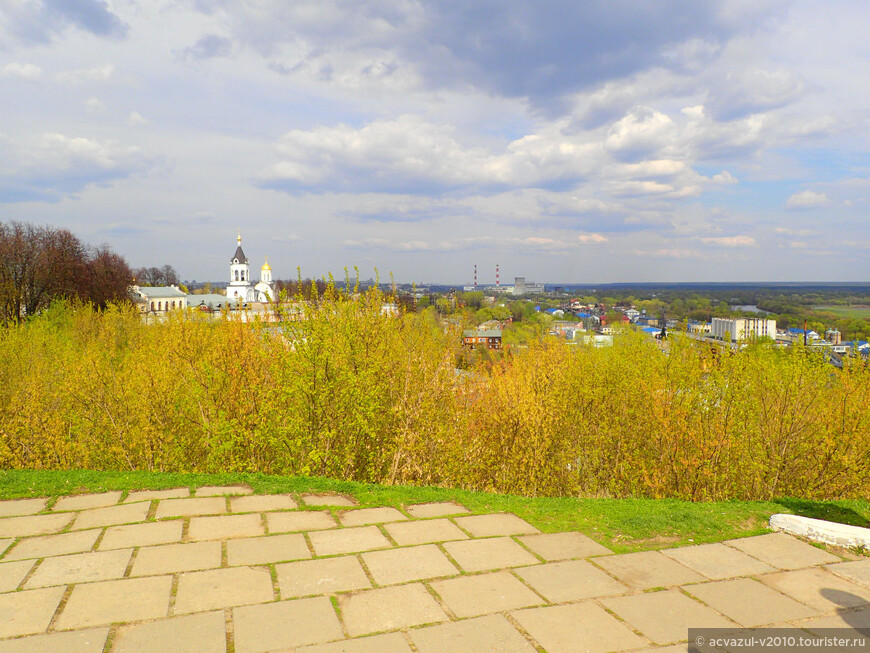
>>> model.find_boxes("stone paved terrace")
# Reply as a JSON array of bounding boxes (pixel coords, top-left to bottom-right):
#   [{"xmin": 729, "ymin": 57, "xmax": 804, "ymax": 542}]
[{"xmin": 0, "ymin": 487, "xmax": 868, "ymax": 652}]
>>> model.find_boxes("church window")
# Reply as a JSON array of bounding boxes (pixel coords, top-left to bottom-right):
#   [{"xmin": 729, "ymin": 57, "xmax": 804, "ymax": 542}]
[
  {"xmin": 235, "ymin": 270, "xmax": 239, "ymax": 281},
  {"xmin": 171, "ymin": 301, "xmax": 176, "ymax": 309},
  {"xmin": 150, "ymin": 302, "xmax": 154, "ymax": 311},
  {"xmin": 158, "ymin": 301, "xmax": 162, "ymax": 311}
]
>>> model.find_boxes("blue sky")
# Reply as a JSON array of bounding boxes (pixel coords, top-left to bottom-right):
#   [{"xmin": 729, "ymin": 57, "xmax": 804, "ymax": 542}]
[{"xmin": 1, "ymin": 0, "xmax": 869, "ymax": 284}]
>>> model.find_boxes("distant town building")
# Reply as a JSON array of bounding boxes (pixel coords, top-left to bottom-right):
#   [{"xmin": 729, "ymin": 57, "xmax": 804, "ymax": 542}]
[
  {"xmin": 131, "ymin": 285, "xmax": 188, "ymax": 314},
  {"xmin": 711, "ymin": 317, "xmax": 776, "ymax": 342},
  {"xmin": 462, "ymin": 328, "xmax": 502, "ymax": 350},
  {"xmin": 511, "ymin": 277, "xmax": 544, "ymax": 295},
  {"xmin": 826, "ymin": 328, "xmax": 842, "ymax": 345}
]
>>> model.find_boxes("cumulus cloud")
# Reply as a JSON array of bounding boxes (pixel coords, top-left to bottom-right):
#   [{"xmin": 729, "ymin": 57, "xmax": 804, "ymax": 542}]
[
  {"xmin": 577, "ymin": 233, "xmax": 608, "ymax": 244},
  {"xmin": 2, "ymin": 62, "xmax": 42, "ymax": 80},
  {"xmin": 1, "ymin": 0, "xmax": 128, "ymax": 46},
  {"xmin": 0, "ymin": 133, "xmax": 151, "ymax": 203},
  {"xmin": 57, "ymin": 64, "xmax": 115, "ymax": 85},
  {"xmin": 84, "ymin": 97, "xmax": 105, "ymax": 114},
  {"xmin": 707, "ymin": 68, "xmax": 806, "ymax": 121},
  {"xmin": 178, "ymin": 34, "xmax": 234, "ymax": 62},
  {"xmin": 344, "ymin": 234, "xmax": 593, "ymax": 253},
  {"xmin": 604, "ymin": 107, "xmax": 678, "ymax": 162},
  {"xmin": 786, "ymin": 190, "xmax": 829, "ymax": 209},
  {"xmin": 127, "ymin": 111, "xmax": 150, "ymax": 126},
  {"xmin": 712, "ymin": 170, "xmax": 738, "ymax": 184},
  {"xmin": 700, "ymin": 235, "xmax": 757, "ymax": 247}
]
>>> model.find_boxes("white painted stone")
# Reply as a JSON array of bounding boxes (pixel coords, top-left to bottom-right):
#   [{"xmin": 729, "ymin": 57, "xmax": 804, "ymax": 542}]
[{"xmin": 769, "ymin": 513, "xmax": 870, "ymax": 549}]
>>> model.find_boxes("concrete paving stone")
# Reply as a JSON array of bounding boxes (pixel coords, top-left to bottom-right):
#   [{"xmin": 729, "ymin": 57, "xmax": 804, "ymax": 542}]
[
  {"xmin": 276, "ymin": 555, "xmax": 371, "ymax": 598},
  {"xmin": 123, "ymin": 488, "xmax": 190, "ymax": 503},
  {"xmin": 0, "ymin": 539, "xmax": 12, "ymax": 556},
  {"xmin": 411, "ymin": 614, "xmax": 537, "ymax": 653},
  {"xmin": 298, "ymin": 632, "xmax": 412, "ymax": 653},
  {"xmin": 362, "ymin": 544, "xmax": 458, "ymax": 585},
  {"xmin": 684, "ymin": 577, "xmax": 819, "ymax": 627},
  {"xmin": 758, "ymin": 567, "xmax": 870, "ymax": 612},
  {"xmin": 194, "ymin": 485, "xmax": 252, "ymax": 497},
  {"xmin": 154, "ymin": 497, "xmax": 227, "ymax": 519},
  {"xmin": 0, "ymin": 627, "xmax": 109, "ymax": 653},
  {"xmin": 24, "ymin": 548, "xmax": 132, "ymax": 588},
  {"xmin": 796, "ymin": 605, "xmax": 870, "ymax": 633},
  {"xmin": 514, "ymin": 559, "xmax": 629, "ymax": 602},
  {"xmin": 231, "ymin": 494, "xmax": 298, "ymax": 513},
  {"xmin": 4, "ymin": 528, "xmax": 101, "ymax": 561},
  {"xmin": 54, "ymin": 575, "xmax": 172, "ymax": 630},
  {"xmin": 384, "ymin": 518, "xmax": 469, "ymax": 546},
  {"xmin": 339, "ymin": 507, "xmax": 407, "ymax": 527},
  {"xmin": 0, "ymin": 585, "xmax": 65, "ymax": 638},
  {"xmin": 309, "ymin": 525, "xmax": 392, "ymax": 556},
  {"xmin": 52, "ymin": 492, "xmax": 122, "ymax": 512},
  {"xmin": 233, "ymin": 596, "xmax": 343, "ymax": 653},
  {"xmin": 430, "ymin": 571, "xmax": 543, "ymax": 618},
  {"xmin": 516, "ymin": 531, "xmax": 612, "ymax": 561},
  {"xmin": 593, "ymin": 550, "xmax": 705, "ymax": 590},
  {"xmin": 0, "ymin": 513, "xmax": 74, "ymax": 538},
  {"xmin": 267, "ymin": 510, "xmax": 337, "ymax": 533},
  {"xmin": 404, "ymin": 502, "xmax": 469, "ymax": 519},
  {"xmin": 453, "ymin": 513, "xmax": 540, "ymax": 537},
  {"xmin": 442, "ymin": 536, "xmax": 540, "ymax": 572},
  {"xmin": 71, "ymin": 501, "xmax": 150, "ymax": 530},
  {"xmin": 114, "ymin": 610, "xmax": 226, "ymax": 653},
  {"xmin": 0, "ymin": 497, "xmax": 48, "ymax": 518},
  {"xmin": 98, "ymin": 520, "xmax": 183, "ymax": 550},
  {"xmin": 724, "ymin": 532, "xmax": 841, "ymax": 570},
  {"xmin": 602, "ymin": 590, "xmax": 737, "ymax": 645},
  {"xmin": 511, "ymin": 602, "xmax": 648, "ymax": 653},
  {"xmin": 339, "ymin": 583, "xmax": 448, "ymax": 637},
  {"xmin": 0, "ymin": 559, "xmax": 34, "ymax": 592},
  {"xmin": 301, "ymin": 494, "xmax": 356, "ymax": 507},
  {"xmin": 174, "ymin": 566, "xmax": 274, "ymax": 614},
  {"xmin": 662, "ymin": 542, "xmax": 778, "ymax": 580},
  {"xmin": 227, "ymin": 533, "xmax": 311, "ymax": 566},
  {"xmin": 827, "ymin": 559, "xmax": 870, "ymax": 588},
  {"xmin": 132, "ymin": 541, "xmax": 222, "ymax": 576},
  {"xmin": 188, "ymin": 513, "xmax": 265, "ymax": 541}
]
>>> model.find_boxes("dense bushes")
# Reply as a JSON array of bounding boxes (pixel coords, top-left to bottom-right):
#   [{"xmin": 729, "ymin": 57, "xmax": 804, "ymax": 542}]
[{"xmin": 0, "ymin": 293, "xmax": 868, "ymax": 500}]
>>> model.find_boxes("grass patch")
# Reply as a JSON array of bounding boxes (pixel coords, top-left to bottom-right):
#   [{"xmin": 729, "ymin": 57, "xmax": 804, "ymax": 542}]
[
  {"xmin": 814, "ymin": 305, "xmax": 870, "ymax": 320},
  {"xmin": 2, "ymin": 469, "xmax": 869, "ymax": 553}
]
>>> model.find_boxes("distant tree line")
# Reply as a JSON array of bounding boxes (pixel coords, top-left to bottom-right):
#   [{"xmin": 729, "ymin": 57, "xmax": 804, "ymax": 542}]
[
  {"xmin": 0, "ymin": 221, "xmax": 133, "ymax": 325},
  {"xmin": 133, "ymin": 265, "xmax": 180, "ymax": 287}
]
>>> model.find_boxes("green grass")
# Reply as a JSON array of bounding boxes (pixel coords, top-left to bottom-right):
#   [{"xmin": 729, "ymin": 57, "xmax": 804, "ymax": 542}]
[
  {"xmin": 814, "ymin": 305, "xmax": 870, "ymax": 320},
  {"xmin": 2, "ymin": 469, "xmax": 869, "ymax": 553}
]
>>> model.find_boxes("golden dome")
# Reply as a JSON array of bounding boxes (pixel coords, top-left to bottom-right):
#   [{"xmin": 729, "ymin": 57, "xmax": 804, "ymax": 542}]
[{"xmin": 261, "ymin": 257, "xmax": 271, "ymax": 271}]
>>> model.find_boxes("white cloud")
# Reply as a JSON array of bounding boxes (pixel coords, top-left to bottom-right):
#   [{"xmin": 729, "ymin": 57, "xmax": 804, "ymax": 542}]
[
  {"xmin": 57, "ymin": 64, "xmax": 115, "ymax": 85},
  {"xmin": 2, "ymin": 62, "xmax": 42, "ymax": 80},
  {"xmin": 577, "ymin": 233, "xmax": 608, "ymax": 244},
  {"xmin": 127, "ymin": 111, "xmax": 150, "ymax": 126},
  {"xmin": 712, "ymin": 170, "xmax": 738, "ymax": 184},
  {"xmin": 786, "ymin": 190, "xmax": 829, "ymax": 209},
  {"xmin": 84, "ymin": 97, "xmax": 105, "ymax": 114},
  {"xmin": 700, "ymin": 235, "xmax": 757, "ymax": 247}
]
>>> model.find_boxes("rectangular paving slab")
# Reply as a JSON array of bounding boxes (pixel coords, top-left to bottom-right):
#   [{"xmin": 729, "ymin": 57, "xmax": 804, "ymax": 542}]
[
  {"xmin": 516, "ymin": 532, "xmax": 611, "ymax": 561},
  {"xmin": 194, "ymin": 485, "xmax": 252, "ymax": 497},
  {"xmin": 4, "ymin": 528, "xmax": 102, "ymax": 560},
  {"xmin": 174, "ymin": 566, "xmax": 274, "ymax": 614},
  {"xmin": 276, "ymin": 555, "xmax": 371, "ymax": 598},
  {"xmin": 113, "ymin": 611, "xmax": 226, "ymax": 653},
  {"xmin": 233, "ymin": 596, "xmax": 344, "ymax": 653},
  {"xmin": 442, "ymin": 536, "xmax": 540, "ymax": 572},
  {"xmin": 231, "ymin": 494, "xmax": 298, "ymax": 513},
  {"xmin": 227, "ymin": 533, "xmax": 311, "ymax": 566},
  {"xmin": 55, "ymin": 575, "xmax": 172, "ymax": 630},
  {"xmin": 362, "ymin": 544, "xmax": 458, "ymax": 585},
  {"xmin": 132, "ymin": 541, "xmax": 222, "ymax": 576},
  {"xmin": 155, "ymin": 497, "xmax": 227, "ymax": 519},
  {"xmin": 593, "ymin": 550, "xmax": 705, "ymax": 589},
  {"xmin": 0, "ymin": 559, "xmax": 34, "ymax": 592},
  {"xmin": 511, "ymin": 602, "xmax": 647, "ymax": 653},
  {"xmin": 71, "ymin": 501, "xmax": 150, "ymax": 530},
  {"xmin": 827, "ymin": 559, "xmax": 870, "ymax": 588},
  {"xmin": 514, "ymin": 559, "xmax": 629, "ymax": 602},
  {"xmin": 339, "ymin": 583, "xmax": 448, "ymax": 636},
  {"xmin": 404, "ymin": 502, "xmax": 469, "ymax": 519},
  {"xmin": 267, "ymin": 511, "xmax": 337, "ymax": 533},
  {"xmin": 339, "ymin": 507, "xmax": 407, "ymax": 527},
  {"xmin": 301, "ymin": 494, "xmax": 356, "ymax": 507},
  {"xmin": 384, "ymin": 518, "xmax": 469, "ymax": 546},
  {"xmin": 53, "ymin": 492, "xmax": 122, "ymax": 512},
  {"xmin": 188, "ymin": 513, "xmax": 265, "ymax": 541},
  {"xmin": 0, "ymin": 628, "xmax": 109, "ymax": 653},
  {"xmin": 684, "ymin": 577, "xmax": 819, "ymax": 627},
  {"xmin": 309, "ymin": 525, "xmax": 393, "ymax": 556},
  {"xmin": 453, "ymin": 513, "xmax": 540, "ymax": 537},
  {"xmin": 0, "ymin": 586, "xmax": 65, "ymax": 638},
  {"xmin": 0, "ymin": 498, "xmax": 48, "ymax": 518},
  {"xmin": 662, "ymin": 542, "xmax": 777, "ymax": 580},
  {"xmin": 98, "ymin": 520, "xmax": 183, "ymax": 550},
  {"xmin": 601, "ymin": 589, "xmax": 736, "ymax": 645},
  {"xmin": 430, "ymin": 570, "xmax": 544, "ymax": 618},
  {"xmin": 757, "ymin": 566, "xmax": 870, "ymax": 611},
  {"xmin": 724, "ymin": 533, "xmax": 842, "ymax": 570},
  {"xmin": 24, "ymin": 548, "xmax": 132, "ymax": 588},
  {"xmin": 0, "ymin": 513, "xmax": 74, "ymax": 538},
  {"xmin": 123, "ymin": 488, "xmax": 190, "ymax": 503},
  {"xmin": 298, "ymin": 632, "xmax": 412, "ymax": 653},
  {"xmin": 411, "ymin": 614, "xmax": 537, "ymax": 653}
]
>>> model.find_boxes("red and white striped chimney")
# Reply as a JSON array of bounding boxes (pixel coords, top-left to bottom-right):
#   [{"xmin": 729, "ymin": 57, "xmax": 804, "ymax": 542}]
[
  {"xmin": 496, "ymin": 264, "xmax": 500, "ymax": 286},
  {"xmin": 474, "ymin": 264, "xmax": 477, "ymax": 287}
]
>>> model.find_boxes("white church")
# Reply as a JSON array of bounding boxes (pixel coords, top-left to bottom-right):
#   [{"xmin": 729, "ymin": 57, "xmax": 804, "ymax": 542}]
[{"xmin": 226, "ymin": 233, "xmax": 275, "ymax": 303}]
